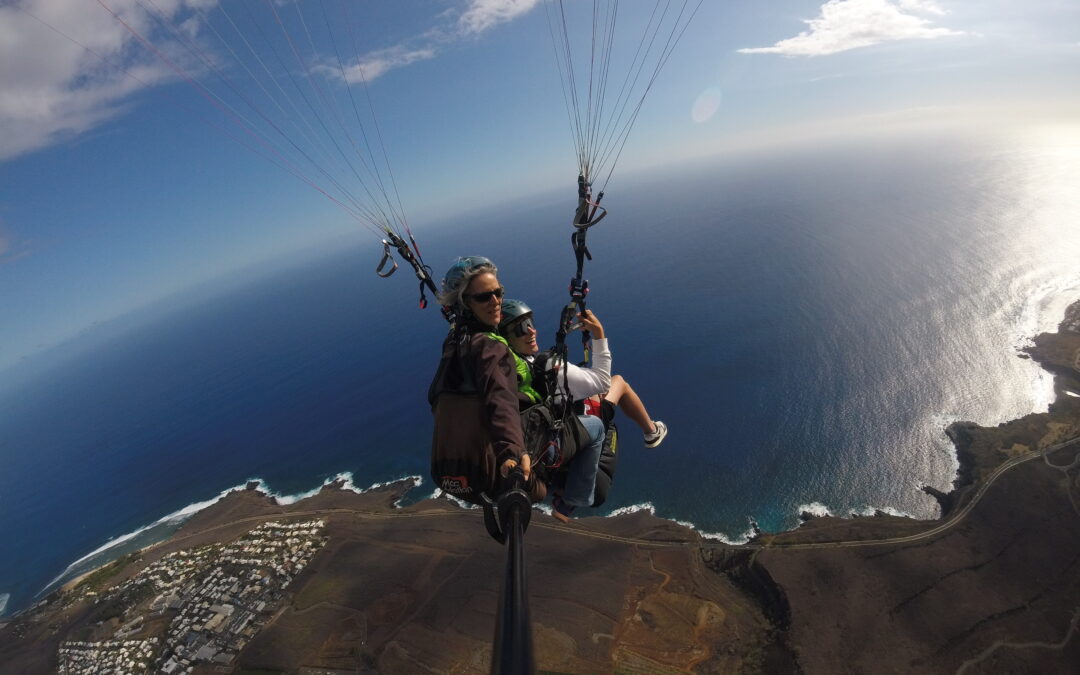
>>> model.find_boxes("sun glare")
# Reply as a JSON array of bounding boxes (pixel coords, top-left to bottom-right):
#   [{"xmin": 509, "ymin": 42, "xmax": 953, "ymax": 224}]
[{"xmin": 692, "ymin": 87, "xmax": 723, "ymax": 123}]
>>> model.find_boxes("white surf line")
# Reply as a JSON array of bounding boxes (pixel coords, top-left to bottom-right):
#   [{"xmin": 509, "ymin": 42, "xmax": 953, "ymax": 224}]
[{"xmin": 37, "ymin": 474, "xmax": 424, "ymax": 598}]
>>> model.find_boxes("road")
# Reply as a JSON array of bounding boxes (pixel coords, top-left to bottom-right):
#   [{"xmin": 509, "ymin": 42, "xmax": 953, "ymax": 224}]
[
  {"xmin": 147, "ymin": 435, "xmax": 1080, "ymax": 557},
  {"xmin": 744, "ymin": 434, "xmax": 1080, "ymax": 551}
]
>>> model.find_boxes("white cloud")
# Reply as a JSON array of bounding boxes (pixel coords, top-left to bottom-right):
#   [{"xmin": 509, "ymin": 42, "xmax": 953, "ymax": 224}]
[
  {"xmin": 0, "ymin": 0, "xmax": 207, "ymax": 162},
  {"xmin": 459, "ymin": 0, "xmax": 541, "ymax": 36},
  {"xmin": 339, "ymin": 47, "xmax": 437, "ymax": 83},
  {"xmin": 0, "ymin": 1, "xmax": 542, "ymax": 161},
  {"xmin": 0, "ymin": 220, "xmax": 31, "ymax": 264},
  {"xmin": 739, "ymin": 0, "xmax": 963, "ymax": 57},
  {"xmin": 335, "ymin": 0, "xmax": 542, "ymax": 81},
  {"xmin": 899, "ymin": 0, "xmax": 945, "ymax": 16}
]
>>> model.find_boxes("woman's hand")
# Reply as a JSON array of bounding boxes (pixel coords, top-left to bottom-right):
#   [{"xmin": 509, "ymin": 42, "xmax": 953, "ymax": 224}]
[
  {"xmin": 578, "ymin": 309, "xmax": 605, "ymax": 339},
  {"xmin": 501, "ymin": 453, "xmax": 532, "ymax": 481}
]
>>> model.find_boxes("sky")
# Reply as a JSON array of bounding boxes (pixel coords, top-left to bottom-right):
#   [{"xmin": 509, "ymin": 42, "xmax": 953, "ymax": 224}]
[{"xmin": 1, "ymin": 0, "xmax": 1078, "ymax": 372}]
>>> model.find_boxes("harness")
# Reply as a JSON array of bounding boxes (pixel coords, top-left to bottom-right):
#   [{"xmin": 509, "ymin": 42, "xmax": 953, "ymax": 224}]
[
  {"xmin": 507, "ymin": 347, "xmax": 587, "ymax": 475},
  {"xmin": 510, "ymin": 351, "xmax": 542, "ymax": 405}
]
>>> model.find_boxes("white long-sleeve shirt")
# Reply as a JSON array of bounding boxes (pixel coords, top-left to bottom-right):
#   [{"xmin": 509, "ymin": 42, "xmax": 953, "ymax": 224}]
[{"xmin": 528, "ymin": 338, "xmax": 611, "ymax": 402}]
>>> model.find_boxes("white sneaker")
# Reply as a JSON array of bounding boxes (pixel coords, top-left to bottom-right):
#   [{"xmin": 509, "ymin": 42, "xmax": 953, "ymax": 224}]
[{"xmin": 644, "ymin": 420, "xmax": 667, "ymax": 448}]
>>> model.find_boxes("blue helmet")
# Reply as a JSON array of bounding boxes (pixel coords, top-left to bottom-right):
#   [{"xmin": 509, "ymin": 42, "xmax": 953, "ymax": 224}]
[{"xmin": 440, "ymin": 256, "xmax": 496, "ymax": 308}]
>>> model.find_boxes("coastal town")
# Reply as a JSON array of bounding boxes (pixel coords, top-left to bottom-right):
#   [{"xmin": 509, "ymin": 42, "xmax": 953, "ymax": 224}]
[{"xmin": 56, "ymin": 519, "xmax": 326, "ymax": 674}]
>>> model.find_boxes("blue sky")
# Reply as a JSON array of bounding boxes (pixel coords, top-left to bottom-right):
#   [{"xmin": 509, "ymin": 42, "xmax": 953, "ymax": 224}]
[{"xmin": 1, "ymin": 0, "xmax": 1078, "ymax": 371}]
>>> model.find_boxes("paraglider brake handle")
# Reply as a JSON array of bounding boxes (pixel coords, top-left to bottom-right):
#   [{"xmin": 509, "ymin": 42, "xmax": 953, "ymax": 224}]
[
  {"xmin": 574, "ymin": 202, "xmax": 607, "ymax": 230},
  {"xmin": 481, "ymin": 467, "xmax": 532, "ymax": 544},
  {"xmin": 381, "ymin": 233, "xmax": 426, "ymax": 283},
  {"xmin": 375, "ymin": 241, "xmax": 398, "ymax": 277},
  {"xmin": 575, "ymin": 174, "xmax": 607, "ymax": 229},
  {"xmin": 378, "ymin": 232, "xmax": 442, "ymax": 313}
]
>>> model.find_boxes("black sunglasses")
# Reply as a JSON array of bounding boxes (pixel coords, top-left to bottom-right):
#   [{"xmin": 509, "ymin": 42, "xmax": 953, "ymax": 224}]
[
  {"xmin": 509, "ymin": 316, "xmax": 535, "ymax": 337},
  {"xmin": 466, "ymin": 286, "xmax": 505, "ymax": 304}
]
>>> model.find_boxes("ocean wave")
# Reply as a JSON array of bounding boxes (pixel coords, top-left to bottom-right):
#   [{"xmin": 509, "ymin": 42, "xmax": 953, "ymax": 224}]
[
  {"xmin": 848, "ymin": 505, "xmax": 914, "ymax": 518},
  {"xmin": 798, "ymin": 502, "xmax": 834, "ymax": 518},
  {"xmin": 671, "ymin": 517, "xmax": 759, "ymax": 545},
  {"xmin": 602, "ymin": 502, "xmax": 756, "ymax": 545},
  {"xmin": 607, "ymin": 502, "xmax": 655, "ymax": 517},
  {"xmin": 254, "ymin": 473, "xmax": 357, "ymax": 504},
  {"xmin": 929, "ymin": 413, "xmax": 964, "ymax": 484},
  {"xmin": 0, "ymin": 592, "xmax": 9, "ymax": 617},
  {"xmin": 1010, "ymin": 274, "xmax": 1080, "ymax": 352},
  {"xmin": 260, "ymin": 472, "xmax": 422, "ymax": 505},
  {"xmin": 429, "ymin": 488, "xmax": 481, "ymax": 510},
  {"xmin": 415, "ymin": 496, "xmax": 756, "ymax": 545},
  {"xmin": 39, "ymin": 486, "xmax": 235, "ymax": 595},
  {"xmin": 368, "ymin": 475, "xmax": 423, "ymax": 508},
  {"xmin": 797, "ymin": 500, "xmax": 915, "ymax": 522},
  {"xmin": 929, "ymin": 413, "xmax": 963, "ymax": 432},
  {"xmin": 1009, "ymin": 276, "xmax": 1080, "ymax": 413}
]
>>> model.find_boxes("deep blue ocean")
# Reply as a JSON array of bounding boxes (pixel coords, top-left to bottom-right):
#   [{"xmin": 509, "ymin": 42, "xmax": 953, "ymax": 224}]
[{"xmin": 2, "ymin": 127, "xmax": 1079, "ymax": 618}]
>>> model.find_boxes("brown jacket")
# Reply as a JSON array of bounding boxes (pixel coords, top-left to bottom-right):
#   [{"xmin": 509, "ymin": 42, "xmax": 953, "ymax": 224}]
[{"xmin": 430, "ymin": 322, "xmax": 538, "ymax": 504}]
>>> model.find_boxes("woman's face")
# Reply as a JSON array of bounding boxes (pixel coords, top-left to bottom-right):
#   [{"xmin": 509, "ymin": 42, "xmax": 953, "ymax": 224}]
[
  {"xmin": 506, "ymin": 316, "xmax": 539, "ymax": 356},
  {"xmin": 464, "ymin": 272, "xmax": 503, "ymax": 328}
]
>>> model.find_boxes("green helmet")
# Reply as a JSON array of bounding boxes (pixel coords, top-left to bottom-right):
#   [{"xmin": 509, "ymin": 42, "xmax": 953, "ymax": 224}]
[{"xmin": 499, "ymin": 298, "xmax": 534, "ymax": 336}]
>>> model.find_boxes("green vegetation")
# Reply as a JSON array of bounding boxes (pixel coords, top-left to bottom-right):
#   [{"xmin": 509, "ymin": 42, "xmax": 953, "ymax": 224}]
[{"xmin": 74, "ymin": 553, "xmax": 141, "ymax": 594}]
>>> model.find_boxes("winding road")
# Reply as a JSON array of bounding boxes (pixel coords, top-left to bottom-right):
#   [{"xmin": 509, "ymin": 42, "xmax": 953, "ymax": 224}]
[{"xmin": 744, "ymin": 433, "xmax": 1080, "ymax": 552}]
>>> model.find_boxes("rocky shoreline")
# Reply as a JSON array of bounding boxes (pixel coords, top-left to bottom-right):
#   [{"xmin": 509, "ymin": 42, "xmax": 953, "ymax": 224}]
[
  {"xmin": 747, "ymin": 299, "xmax": 1080, "ymax": 673},
  {"xmin": 3, "ymin": 301, "xmax": 1079, "ymax": 673}
]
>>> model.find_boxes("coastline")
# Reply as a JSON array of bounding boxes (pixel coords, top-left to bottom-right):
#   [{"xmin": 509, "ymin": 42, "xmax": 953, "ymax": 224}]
[
  {"xmin": 30, "ymin": 474, "xmax": 414, "ymax": 606},
  {"xmin": 744, "ymin": 298, "xmax": 1080, "ymax": 674},
  {"xmin": 1, "ymin": 299, "xmax": 1078, "ymax": 672},
  {"xmin": 15, "ymin": 295, "xmax": 1080, "ymax": 618},
  {"xmin": 59, "ymin": 568, "xmax": 104, "ymax": 594}
]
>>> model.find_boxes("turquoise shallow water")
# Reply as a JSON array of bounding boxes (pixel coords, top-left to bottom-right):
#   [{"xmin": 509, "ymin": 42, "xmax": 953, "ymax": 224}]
[{"xmin": 2, "ymin": 126, "xmax": 1079, "ymax": 617}]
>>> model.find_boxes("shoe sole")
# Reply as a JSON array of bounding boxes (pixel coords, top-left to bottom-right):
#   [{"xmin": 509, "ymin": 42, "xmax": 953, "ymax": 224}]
[{"xmin": 644, "ymin": 427, "xmax": 667, "ymax": 448}]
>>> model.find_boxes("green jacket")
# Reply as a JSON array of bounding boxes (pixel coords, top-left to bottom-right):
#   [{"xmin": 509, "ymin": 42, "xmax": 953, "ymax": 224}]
[{"xmin": 506, "ymin": 345, "xmax": 542, "ymax": 404}]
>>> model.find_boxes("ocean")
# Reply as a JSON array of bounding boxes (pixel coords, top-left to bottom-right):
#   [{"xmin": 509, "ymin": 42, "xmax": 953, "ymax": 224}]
[{"xmin": 2, "ymin": 124, "xmax": 1079, "ymax": 618}]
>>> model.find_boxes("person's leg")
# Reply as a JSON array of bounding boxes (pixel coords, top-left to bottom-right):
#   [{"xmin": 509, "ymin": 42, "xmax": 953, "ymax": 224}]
[
  {"xmin": 604, "ymin": 374, "xmax": 656, "ymax": 435},
  {"xmin": 560, "ymin": 415, "xmax": 605, "ymax": 509}
]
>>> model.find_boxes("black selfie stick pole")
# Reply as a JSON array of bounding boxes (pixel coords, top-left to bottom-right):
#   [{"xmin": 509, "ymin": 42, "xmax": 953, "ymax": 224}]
[{"xmin": 484, "ymin": 468, "xmax": 537, "ymax": 675}]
